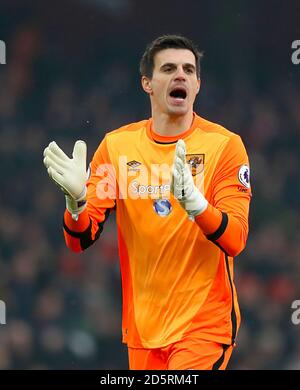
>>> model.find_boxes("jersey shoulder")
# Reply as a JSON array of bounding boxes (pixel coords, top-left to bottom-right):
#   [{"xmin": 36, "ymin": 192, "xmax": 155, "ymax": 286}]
[
  {"xmin": 105, "ymin": 119, "xmax": 148, "ymax": 140},
  {"xmin": 196, "ymin": 115, "xmax": 239, "ymax": 140}
]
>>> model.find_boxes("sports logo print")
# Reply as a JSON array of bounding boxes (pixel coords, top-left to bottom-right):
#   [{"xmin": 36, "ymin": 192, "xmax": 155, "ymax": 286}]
[
  {"xmin": 153, "ymin": 199, "xmax": 172, "ymax": 216},
  {"xmin": 238, "ymin": 164, "xmax": 250, "ymax": 188}
]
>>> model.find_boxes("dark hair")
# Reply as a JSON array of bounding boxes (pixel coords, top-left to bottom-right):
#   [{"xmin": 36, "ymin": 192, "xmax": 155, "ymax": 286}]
[{"xmin": 139, "ymin": 34, "xmax": 203, "ymax": 79}]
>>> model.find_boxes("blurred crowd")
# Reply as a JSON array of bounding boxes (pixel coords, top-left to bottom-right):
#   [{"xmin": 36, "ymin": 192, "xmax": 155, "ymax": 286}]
[{"xmin": 1, "ymin": 17, "xmax": 300, "ymax": 370}]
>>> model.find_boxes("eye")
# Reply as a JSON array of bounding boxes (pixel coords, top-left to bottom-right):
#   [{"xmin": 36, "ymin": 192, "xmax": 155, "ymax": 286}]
[
  {"xmin": 185, "ymin": 67, "xmax": 194, "ymax": 74},
  {"xmin": 161, "ymin": 64, "xmax": 176, "ymax": 73}
]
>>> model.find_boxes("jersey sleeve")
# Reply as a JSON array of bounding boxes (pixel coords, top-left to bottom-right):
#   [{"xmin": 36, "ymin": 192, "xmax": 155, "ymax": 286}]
[
  {"xmin": 63, "ymin": 136, "xmax": 117, "ymax": 252},
  {"xmin": 195, "ymin": 134, "xmax": 252, "ymax": 257}
]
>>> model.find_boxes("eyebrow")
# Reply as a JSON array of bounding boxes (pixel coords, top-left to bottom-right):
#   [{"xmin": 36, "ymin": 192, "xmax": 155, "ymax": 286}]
[{"xmin": 160, "ymin": 63, "xmax": 196, "ymax": 70}]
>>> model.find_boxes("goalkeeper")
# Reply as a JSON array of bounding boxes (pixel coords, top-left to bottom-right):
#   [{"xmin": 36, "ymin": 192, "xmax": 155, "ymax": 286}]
[{"xmin": 43, "ymin": 35, "xmax": 251, "ymax": 370}]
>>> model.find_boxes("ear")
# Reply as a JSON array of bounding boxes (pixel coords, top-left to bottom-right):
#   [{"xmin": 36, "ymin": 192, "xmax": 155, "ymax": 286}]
[
  {"xmin": 196, "ymin": 78, "xmax": 201, "ymax": 95},
  {"xmin": 141, "ymin": 76, "xmax": 153, "ymax": 95}
]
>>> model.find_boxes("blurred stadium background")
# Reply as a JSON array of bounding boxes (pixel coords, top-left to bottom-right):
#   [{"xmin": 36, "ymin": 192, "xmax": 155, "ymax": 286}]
[{"xmin": 0, "ymin": 0, "xmax": 300, "ymax": 369}]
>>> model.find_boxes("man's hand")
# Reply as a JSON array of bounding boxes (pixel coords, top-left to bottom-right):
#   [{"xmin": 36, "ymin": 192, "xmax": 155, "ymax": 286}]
[
  {"xmin": 43, "ymin": 140, "xmax": 88, "ymax": 219},
  {"xmin": 171, "ymin": 139, "xmax": 208, "ymax": 219}
]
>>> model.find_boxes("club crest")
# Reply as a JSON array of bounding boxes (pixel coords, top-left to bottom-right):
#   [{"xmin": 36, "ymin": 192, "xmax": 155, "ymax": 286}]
[{"xmin": 186, "ymin": 154, "xmax": 205, "ymax": 176}]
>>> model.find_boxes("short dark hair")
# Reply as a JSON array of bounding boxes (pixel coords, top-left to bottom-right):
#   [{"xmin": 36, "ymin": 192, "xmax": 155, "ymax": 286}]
[{"xmin": 139, "ymin": 34, "xmax": 203, "ymax": 79}]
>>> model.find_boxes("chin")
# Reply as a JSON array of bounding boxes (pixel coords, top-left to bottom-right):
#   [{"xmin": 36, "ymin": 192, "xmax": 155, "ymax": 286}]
[{"xmin": 167, "ymin": 106, "xmax": 189, "ymax": 116}]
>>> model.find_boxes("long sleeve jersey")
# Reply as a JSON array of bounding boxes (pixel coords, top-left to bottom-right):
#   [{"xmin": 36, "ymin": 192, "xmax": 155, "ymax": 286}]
[{"xmin": 63, "ymin": 113, "xmax": 252, "ymax": 348}]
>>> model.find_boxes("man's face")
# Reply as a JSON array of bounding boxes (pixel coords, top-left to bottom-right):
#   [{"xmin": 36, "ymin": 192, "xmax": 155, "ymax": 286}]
[{"xmin": 142, "ymin": 48, "xmax": 200, "ymax": 116}]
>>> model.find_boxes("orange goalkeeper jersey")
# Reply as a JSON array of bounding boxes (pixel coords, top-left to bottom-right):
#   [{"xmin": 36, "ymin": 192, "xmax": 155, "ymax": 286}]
[{"xmin": 63, "ymin": 113, "xmax": 252, "ymax": 348}]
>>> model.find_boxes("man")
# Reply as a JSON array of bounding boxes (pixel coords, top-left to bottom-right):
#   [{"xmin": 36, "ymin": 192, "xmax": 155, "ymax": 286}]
[{"xmin": 43, "ymin": 35, "xmax": 251, "ymax": 370}]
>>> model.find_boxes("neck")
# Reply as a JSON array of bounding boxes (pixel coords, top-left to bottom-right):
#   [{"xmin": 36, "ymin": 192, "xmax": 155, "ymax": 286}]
[{"xmin": 151, "ymin": 111, "xmax": 194, "ymax": 136}]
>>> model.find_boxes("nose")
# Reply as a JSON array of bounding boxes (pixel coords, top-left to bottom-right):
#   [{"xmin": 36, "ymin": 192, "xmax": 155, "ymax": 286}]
[{"xmin": 174, "ymin": 66, "xmax": 186, "ymax": 81}]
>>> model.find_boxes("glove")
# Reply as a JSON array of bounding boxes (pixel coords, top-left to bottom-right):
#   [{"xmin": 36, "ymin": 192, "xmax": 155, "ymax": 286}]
[
  {"xmin": 43, "ymin": 140, "xmax": 88, "ymax": 220},
  {"xmin": 171, "ymin": 139, "xmax": 208, "ymax": 219}
]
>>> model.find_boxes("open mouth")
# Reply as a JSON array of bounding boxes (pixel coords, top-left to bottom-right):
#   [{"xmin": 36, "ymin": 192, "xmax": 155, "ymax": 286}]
[{"xmin": 169, "ymin": 87, "xmax": 187, "ymax": 100}]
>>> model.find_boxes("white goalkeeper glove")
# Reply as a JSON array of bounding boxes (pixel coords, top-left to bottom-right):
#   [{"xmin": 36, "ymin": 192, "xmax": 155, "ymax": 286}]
[
  {"xmin": 43, "ymin": 140, "xmax": 88, "ymax": 220},
  {"xmin": 171, "ymin": 139, "xmax": 208, "ymax": 219}
]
